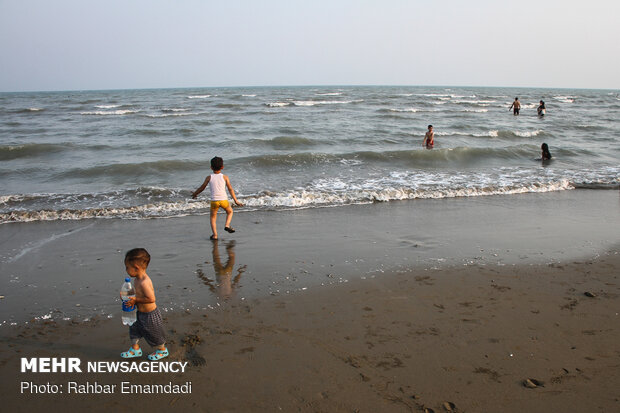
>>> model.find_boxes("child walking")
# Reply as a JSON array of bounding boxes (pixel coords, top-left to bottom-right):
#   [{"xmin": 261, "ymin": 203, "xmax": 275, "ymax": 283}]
[
  {"xmin": 192, "ymin": 156, "xmax": 243, "ymax": 240},
  {"xmin": 120, "ymin": 248, "xmax": 168, "ymax": 361}
]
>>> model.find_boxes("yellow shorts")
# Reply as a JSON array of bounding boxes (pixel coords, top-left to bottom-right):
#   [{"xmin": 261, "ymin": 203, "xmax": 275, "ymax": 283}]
[{"xmin": 210, "ymin": 200, "xmax": 230, "ymax": 211}]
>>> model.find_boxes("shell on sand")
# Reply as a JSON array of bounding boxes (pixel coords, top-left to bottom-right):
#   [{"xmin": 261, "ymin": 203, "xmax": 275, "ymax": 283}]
[{"xmin": 524, "ymin": 378, "xmax": 544, "ymax": 388}]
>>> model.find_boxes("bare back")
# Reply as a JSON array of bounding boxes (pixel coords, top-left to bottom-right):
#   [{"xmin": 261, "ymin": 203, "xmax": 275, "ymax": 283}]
[{"xmin": 134, "ymin": 274, "xmax": 157, "ymax": 313}]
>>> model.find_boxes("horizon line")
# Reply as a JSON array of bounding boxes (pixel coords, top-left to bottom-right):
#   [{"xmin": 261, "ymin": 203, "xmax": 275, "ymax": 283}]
[{"xmin": 1, "ymin": 83, "xmax": 619, "ymax": 94}]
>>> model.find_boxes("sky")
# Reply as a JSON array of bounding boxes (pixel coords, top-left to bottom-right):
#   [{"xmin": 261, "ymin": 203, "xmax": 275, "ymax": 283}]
[{"xmin": 1, "ymin": 0, "xmax": 619, "ymax": 92}]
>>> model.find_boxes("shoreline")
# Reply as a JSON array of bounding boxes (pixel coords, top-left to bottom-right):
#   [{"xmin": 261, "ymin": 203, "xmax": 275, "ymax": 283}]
[{"xmin": 1, "ymin": 189, "xmax": 619, "ymax": 325}]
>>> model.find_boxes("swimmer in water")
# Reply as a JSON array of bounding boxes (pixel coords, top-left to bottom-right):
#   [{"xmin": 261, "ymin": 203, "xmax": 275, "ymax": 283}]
[{"xmin": 541, "ymin": 143, "xmax": 552, "ymax": 160}]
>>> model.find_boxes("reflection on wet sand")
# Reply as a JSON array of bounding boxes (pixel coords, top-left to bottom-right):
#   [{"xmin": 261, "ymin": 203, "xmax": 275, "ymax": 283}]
[{"xmin": 196, "ymin": 240, "xmax": 246, "ymax": 299}]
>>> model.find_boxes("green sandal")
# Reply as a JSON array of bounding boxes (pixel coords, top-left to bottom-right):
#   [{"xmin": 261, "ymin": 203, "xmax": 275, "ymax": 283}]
[
  {"xmin": 148, "ymin": 348, "xmax": 169, "ymax": 361},
  {"xmin": 121, "ymin": 347, "xmax": 142, "ymax": 358}
]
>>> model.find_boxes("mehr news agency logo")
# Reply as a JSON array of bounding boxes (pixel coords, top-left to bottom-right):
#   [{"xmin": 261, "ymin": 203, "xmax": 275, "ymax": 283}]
[{"xmin": 19, "ymin": 357, "xmax": 192, "ymax": 394}]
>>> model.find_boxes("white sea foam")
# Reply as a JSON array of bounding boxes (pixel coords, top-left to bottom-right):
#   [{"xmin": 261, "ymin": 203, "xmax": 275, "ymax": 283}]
[
  {"xmin": 435, "ymin": 130, "xmax": 498, "ymax": 137},
  {"xmin": 95, "ymin": 104, "xmax": 121, "ymax": 109},
  {"xmin": 145, "ymin": 112, "xmax": 197, "ymax": 118},
  {"xmin": 0, "ymin": 175, "xmax": 580, "ymax": 224},
  {"xmin": 553, "ymin": 96, "xmax": 576, "ymax": 103},
  {"xmin": 389, "ymin": 107, "xmax": 419, "ymax": 113},
  {"xmin": 242, "ymin": 94, "xmax": 257, "ymax": 97},
  {"xmin": 187, "ymin": 95, "xmax": 212, "ymax": 99},
  {"xmin": 514, "ymin": 130, "xmax": 543, "ymax": 137},
  {"xmin": 315, "ymin": 92, "xmax": 343, "ymax": 96},
  {"xmin": 455, "ymin": 99, "xmax": 496, "ymax": 105},
  {"xmin": 80, "ymin": 110, "xmax": 139, "ymax": 116},
  {"xmin": 266, "ymin": 102, "xmax": 291, "ymax": 107},
  {"xmin": 415, "ymin": 93, "xmax": 451, "ymax": 97},
  {"xmin": 292, "ymin": 100, "xmax": 362, "ymax": 106}
]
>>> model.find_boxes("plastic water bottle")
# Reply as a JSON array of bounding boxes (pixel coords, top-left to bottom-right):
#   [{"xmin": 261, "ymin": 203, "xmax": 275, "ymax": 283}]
[{"xmin": 120, "ymin": 277, "xmax": 136, "ymax": 326}]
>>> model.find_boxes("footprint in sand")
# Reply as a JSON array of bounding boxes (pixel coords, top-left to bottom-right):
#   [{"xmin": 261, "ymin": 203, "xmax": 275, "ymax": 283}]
[{"xmin": 182, "ymin": 334, "xmax": 206, "ymax": 366}]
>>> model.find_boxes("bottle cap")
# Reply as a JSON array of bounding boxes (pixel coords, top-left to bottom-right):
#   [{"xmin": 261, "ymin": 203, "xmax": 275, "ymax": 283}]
[{"xmin": 125, "ymin": 277, "xmax": 130, "ymax": 282}]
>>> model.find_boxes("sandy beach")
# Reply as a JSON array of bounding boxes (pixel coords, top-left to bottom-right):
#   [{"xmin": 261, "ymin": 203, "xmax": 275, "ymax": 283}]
[{"xmin": 1, "ymin": 189, "xmax": 619, "ymax": 412}]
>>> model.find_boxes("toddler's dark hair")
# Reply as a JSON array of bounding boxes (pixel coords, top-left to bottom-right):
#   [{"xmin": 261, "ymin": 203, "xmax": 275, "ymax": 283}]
[
  {"xmin": 211, "ymin": 156, "xmax": 224, "ymax": 171},
  {"xmin": 125, "ymin": 248, "xmax": 151, "ymax": 268}
]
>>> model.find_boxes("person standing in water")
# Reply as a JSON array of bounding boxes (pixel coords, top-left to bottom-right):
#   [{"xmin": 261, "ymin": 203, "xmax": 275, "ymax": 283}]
[
  {"xmin": 423, "ymin": 125, "xmax": 434, "ymax": 149},
  {"xmin": 537, "ymin": 100, "xmax": 546, "ymax": 116},
  {"xmin": 509, "ymin": 97, "xmax": 521, "ymax": 115}
]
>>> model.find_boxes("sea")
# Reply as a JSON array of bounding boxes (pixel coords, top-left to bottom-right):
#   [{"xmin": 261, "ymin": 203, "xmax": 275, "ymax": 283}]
[{"xmin": 1, "ymin": 85, "xmax": 619, "ymax": 224}]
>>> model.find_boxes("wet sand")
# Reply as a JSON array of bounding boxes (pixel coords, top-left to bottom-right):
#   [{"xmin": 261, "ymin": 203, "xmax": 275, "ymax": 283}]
[{"xmin": 1, "ymin": 190, "xmax": 620, "ymax": 412}]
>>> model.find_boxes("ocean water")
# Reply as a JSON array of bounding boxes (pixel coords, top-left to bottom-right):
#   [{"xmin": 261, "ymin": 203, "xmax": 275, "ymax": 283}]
[{"xmin": 1, "ymin": 86, "xmax": 619, "ymax": 223}]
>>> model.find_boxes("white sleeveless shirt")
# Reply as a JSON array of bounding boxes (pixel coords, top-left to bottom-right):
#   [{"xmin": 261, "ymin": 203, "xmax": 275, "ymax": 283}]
[{"xmin": 209, "ymin": 173, "xmax": 227, "ymax": 201}]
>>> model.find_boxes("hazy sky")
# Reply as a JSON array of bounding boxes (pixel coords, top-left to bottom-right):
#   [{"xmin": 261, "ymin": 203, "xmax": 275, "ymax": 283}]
[{"xmin": 1, "ymin": 0, "xmax": 618, "ymax": 92}]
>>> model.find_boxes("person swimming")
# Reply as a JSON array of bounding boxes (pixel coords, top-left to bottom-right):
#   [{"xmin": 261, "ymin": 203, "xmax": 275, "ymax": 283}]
[{"xmin": 541, "ymin": 143, "xmax": 552, "ymax": 160}]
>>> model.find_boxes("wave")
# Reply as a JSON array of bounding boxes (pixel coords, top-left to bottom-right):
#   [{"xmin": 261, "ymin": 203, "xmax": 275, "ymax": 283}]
[
  {"xmin": 238, "ymin": 146, "xmax": 541, "ymax": 169},
  {"xmin": 241, "ymin": 180, "xmax": 575, "ymax": 209},
  {"xmin": 94, "ymin": 104, "xmax": 121, "ymax": 109},
  {"xmin": 0, "ymin": 179, "xmax": 587, "ymax": 224},
  {"xmin": 383, "ymin": 107, "xmax": 419, "ymax": 113},
  {"xmin": 0, "ymin": 143, "xmax": 72, "ymax": 160},
  {"xmin": 57, "ymin": 159, "xmax": 204, "ymax": 179},
  {"xmin": 438, "ymin": 129, "xmax": 545, "ymax": 139},
  {"xmin": 553, "ymin": 96, "xmax": 576, "ymax": 103},
  {"xmin": 144, "ymin": 112, "xmax": 198, "ymax": 118},
  {"xmin": 265, "ymin": 99, "xmax": 363, "ymax": 107},
  {"xmin": 250, "ymin": 136, "xmax": 317, "ymax": 148},
  {"xmin": 453, "ymin": 99, "xmax": 496, "ymax": 105},
  {"xmin": 7, "ymin": 108, "xmax": 44, "ymax": 114},
  {"xmin": 2, "ymin": 167, "xmax": 617, "ymax": 224},
  {"xmin": 215, "ymin": 103, "xmax": 244, "ymax": 109},
  {"xmin": 265, "ymin": 102, "xmax": 292, "ymax": 107},
  {"xmin": 187, "ymin": 95, "xmax": 212, "ymax": 99},
  {"xmin": 80, "ymin": 110, "xmax": 139, "ymax": 116}
]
